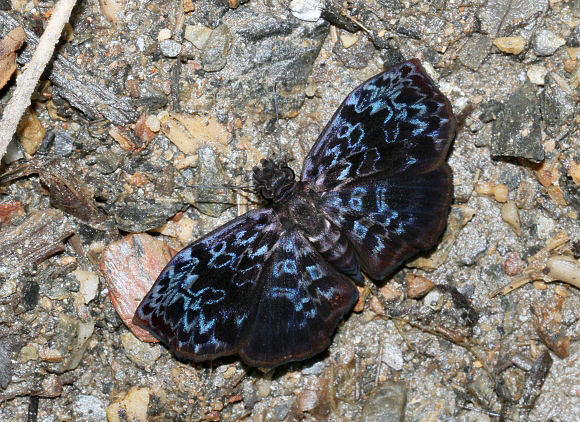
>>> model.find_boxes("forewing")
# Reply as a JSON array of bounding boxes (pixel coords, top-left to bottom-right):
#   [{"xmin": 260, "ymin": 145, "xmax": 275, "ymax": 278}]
[
  {"xmin": 240, "ymin": 230, "xmax": 359, "ymax": 367},
  {"xmin": 301, "ymin": 59, "xmax": 455, "ymax": 190},
  {"xmin": 133, "ymin": 209, "xmax": 281, "ymax": 362},
  {"xmin": 321, "ymin": 165, "xmax": 453, "ymax": 280}
]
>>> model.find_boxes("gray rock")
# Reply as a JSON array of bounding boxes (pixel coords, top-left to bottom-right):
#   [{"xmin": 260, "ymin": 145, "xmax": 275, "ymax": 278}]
[
  {"xmin": 301, "ymin": 360, "xmax": 326, "ymax": 375},
  {"xmin": 54, "ymin": 130, "xmax": 74, "ymax": 156},
  {"xmin": 103, "ymin": 300, "xmax": 124, "ymax": 329},
  {"xmin": 362, "ymin": 382, "xmax": 407, "ymax": 422},
  {"xmin": 273, "ymin": 400, "xmax": 292, "ymax": 420},
  {"xmin": 0, "ymin": 340, "xmax": 13, "ymax": 389},
  {"xmin": 73, "ymin": 395, "xmax": 107, "ymax": 422},
  {"xmin": 381, "ymin": 338, "xmax": 404, "ymax": 370},
  {"xmin": 479, "ymin": 0, "xmax": 548, "ymax": 36},
  {"xmin": 4, "ymin": 136, "xmax": 25, "ymax": 164},
  {"xmin": 458, "ymin": 33, "xmax": 493, "ymax": 71},
  {"xmin": 456, "ymin": 224, "xmax": 488, "ymax": 266},
  {"xmin": 159, "ymin": 39, "xmax": 182, "ymax": 57},
  {"xmin": 332, "ymin": 37, "xmax": 376, "ymax": 69},
  {"xmin": 539, "ymin": 73, "xmax": 575, "ymax": 125},
  {"xmin": 21, "ymin": 281, "xmax": 39, "ymax": 311},
  {"xmin": 121, "ymin": 330, "xmax": 162, "ymax": 370},
  {"xmin": 96, "ymin": 149, "xmax": 124, "ymax": 174},
  {"xmin": 290, "ymin": 0, "xmax": 323, "ymax": 22},
  {"xmin": 132, "ymin": 85, "xmax": 168, "ymax": 111},
  {"xmin": 491, "ymin": 82, "xmax": 544, "ymax": 162},
  {"xmin": 189, "ymin": 0, "xmax": 229, "ymax": 27},
  {"xmin": 46, "ymin": 315, "xmax": 94, "ymax": 373},
  {"xmin": 217, "ymin": 10, "xmax": 329, "ymax": 116},
  {"xmin": 396, "ymin": 16, "xmax": 422, "ymax": 40},
  {"xmin": 532, "ymin": 30, "xmax": 565, "ymax": 56},
  {"xmin": 202, "ymin": 25, "xmax": 231, "ymax": 72}
]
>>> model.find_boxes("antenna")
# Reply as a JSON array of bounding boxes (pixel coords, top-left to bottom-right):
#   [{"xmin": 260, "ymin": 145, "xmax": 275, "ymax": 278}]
[{"xmin": 273, "ymin": 82, "xmax": 283, "ymax": 159}]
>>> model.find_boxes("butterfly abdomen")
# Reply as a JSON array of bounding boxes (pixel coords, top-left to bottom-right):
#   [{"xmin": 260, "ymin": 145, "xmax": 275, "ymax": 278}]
[{"xmin": 307, "ymin": 219, "xmax": 363, "ymax": 283}]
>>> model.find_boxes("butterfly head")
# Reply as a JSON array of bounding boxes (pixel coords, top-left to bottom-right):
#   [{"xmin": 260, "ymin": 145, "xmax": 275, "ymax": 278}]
[{"xmin": 253, "ymin": 158, "xmax": 295, "ymax": 200}]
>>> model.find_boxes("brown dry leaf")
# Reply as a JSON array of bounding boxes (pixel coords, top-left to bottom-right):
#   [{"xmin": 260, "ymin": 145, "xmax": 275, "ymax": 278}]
[
  {"xmin": 531, "ymin": 300, "xmax": 570, "ymax": 358},
  {"xmin": 0, "ymin": 208, "xmax": 74, "ymax": 269},
  {"xmin": 0, "ymin": 157, "xmax": 114, "ymax": 231},
  {"xmin": 0, "ymin": 26, "xmax": 26, "ymax": 90},
  {"xmin": 16, "ymin": 108, "xmax": 46, "ymax": 155}
]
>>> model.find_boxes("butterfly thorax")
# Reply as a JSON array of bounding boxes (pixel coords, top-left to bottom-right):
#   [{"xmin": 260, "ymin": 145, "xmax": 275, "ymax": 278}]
[
  {"xmin": 253, "ymin": 158, "xmax": 296, "ymax": 201},
  {"xmin": 279, "ymin": 182, "xmax": 364, "ymax": 283}
]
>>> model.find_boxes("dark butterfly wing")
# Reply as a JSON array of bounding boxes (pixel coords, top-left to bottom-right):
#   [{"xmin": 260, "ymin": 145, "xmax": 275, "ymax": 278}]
[
  {"xmin": 320, "ymin": 166, "xmax": 453, "ymax": 279},
  {"xmin": 133, "ymin": 209, "xmax": 358, "ymax": 367},
  {"xmin": 239, "ymin": 230, "xmax": 358, "ymax": 366},
  {"xmin": 301, "ymin": 59, "xmax": 455, "ymax": 279},
  {"xmin": 301, "ymin": 59, "xmax": 455, "ymax": 190},
  {"xmin": 133, "ymin": 209, "xmax": 278, "ymax": 362}
]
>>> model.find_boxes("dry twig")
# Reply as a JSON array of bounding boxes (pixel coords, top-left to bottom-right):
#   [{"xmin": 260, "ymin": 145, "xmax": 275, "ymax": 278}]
[{"xmin": 0, "ymin": 0, "xmax": 78, "ymax": 160}]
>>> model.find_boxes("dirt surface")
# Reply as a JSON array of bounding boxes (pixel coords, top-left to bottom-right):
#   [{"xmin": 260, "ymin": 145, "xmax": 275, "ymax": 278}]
[{"xmin": 1, "ymin": 0, "xmax": 580, "ymax": 420}]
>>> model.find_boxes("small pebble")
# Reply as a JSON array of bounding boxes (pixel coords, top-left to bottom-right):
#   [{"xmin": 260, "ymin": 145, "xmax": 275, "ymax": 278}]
[
  {"xmin": 475, "ymin": 181, "xmax": 494, "ymax": 196},
  {"xmin": 533, "ymin": 30, "xmax": 565, "ymax": 56},
  {"xmin": 493, "ymin": 36, "xmax": 525, "ymax": 55},
  {"xmin": 290, "ymin": 0, "xmax": 323, "ymax": 22},
  {"xmin": 503, "ymin": 251, "xmax": 524, "ymax": 276},
  {"xmin": 145, "ymin": 115, "xmax": 161, "ymax": 132},
  {"xmin": 501, "ymin": 200, "xmax": 521, "ymax": 236},
  {"xmin": 405, "ymin": 273, "xmax": 435, "ymax": 299},
  {"xmin": 492, "ymin": 184, "xmax": 509, "ymax": 202},
  {"xmin": 121, "ymin": 331, "xmax": 161, "ymax": 370},
  {"xmin": 158, "ymin": 28, "xmax": 171, "ymax": 42},
  {"xmin": 527, "ymin": 64, "xmax": 547, "ymax": 85},
  {"xmin": 369, "ymin": 296, "xmax": 385, "ymax": 315},
  {"xmin": 568, "ymin": 161, "xmax": 580, "ymax": 185},
  {"xmin": 554, "ymin": 284, "xmax": 570, "ymax": 298},
  {"xmin": 16, "ymin": 110, "xmax": 45, "ymax": 155},
  {"xmin": 184, "ymin": 25, "xmax": 212, "ymax": 50},
  {"xmin": 202, "ymin": 25, "xmax": 230, "ymax": 72},
  {"xmin": 54, "ymin": 130, "xmax": 74, "ymax": 156},
  {"xmin": 545, "ymin": 256, "xmax": 580, "ymax": 288},
  {"xmin": 159, "ymin": 39, "xmax": 182, "ymax": 58},
  {"xmin": 73, "ymin": 269, "xmax": 99, "ymax": 304},
  {"xmin": 353, "ymin": 286, "xmax": 367, "ymax": 312},
  {"xmin": 341, "ymin": 34, "xmax": 358, "ymax": 48},
  {"xmin": 3, "ymin": 137, "xmax": 24, "ymax": 164},
  {"xmin": 379, "ymin": 282, "xmax": 403, "ymax": 302},
  {"xmin": 256, "ymin": 379, "xmax": 271, "ymax": 398},
  {"xmin": 107, "ymin": 387, "xmax": 150, "ymax": 422}
]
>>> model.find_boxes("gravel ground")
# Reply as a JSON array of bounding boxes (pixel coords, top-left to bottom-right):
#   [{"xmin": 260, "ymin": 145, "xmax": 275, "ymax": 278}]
[{"xmin": 1, "ymin": 0, "xmax": 580, "ymax": 420}]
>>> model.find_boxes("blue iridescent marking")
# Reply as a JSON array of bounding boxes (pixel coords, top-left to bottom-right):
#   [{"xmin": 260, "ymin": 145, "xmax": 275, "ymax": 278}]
[
  {"xmin": 306, "ymin": 264, "xmax": 323, "ymax": 281},
  {"xmin": 352, "ymin": 220, "xmax": 368, "ymax": 239}
]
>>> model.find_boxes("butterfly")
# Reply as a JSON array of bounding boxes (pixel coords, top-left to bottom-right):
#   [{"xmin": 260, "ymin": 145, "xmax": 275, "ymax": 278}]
[{"xmin": 133, "ymin": 59, "xmax": 456, "ymax": 368}]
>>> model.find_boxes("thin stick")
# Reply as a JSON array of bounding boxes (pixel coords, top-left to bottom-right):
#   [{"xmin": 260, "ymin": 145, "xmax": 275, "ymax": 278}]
[{"xmin": 0, "ymin": 0, "xmax": 78, "ymax": 160}]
